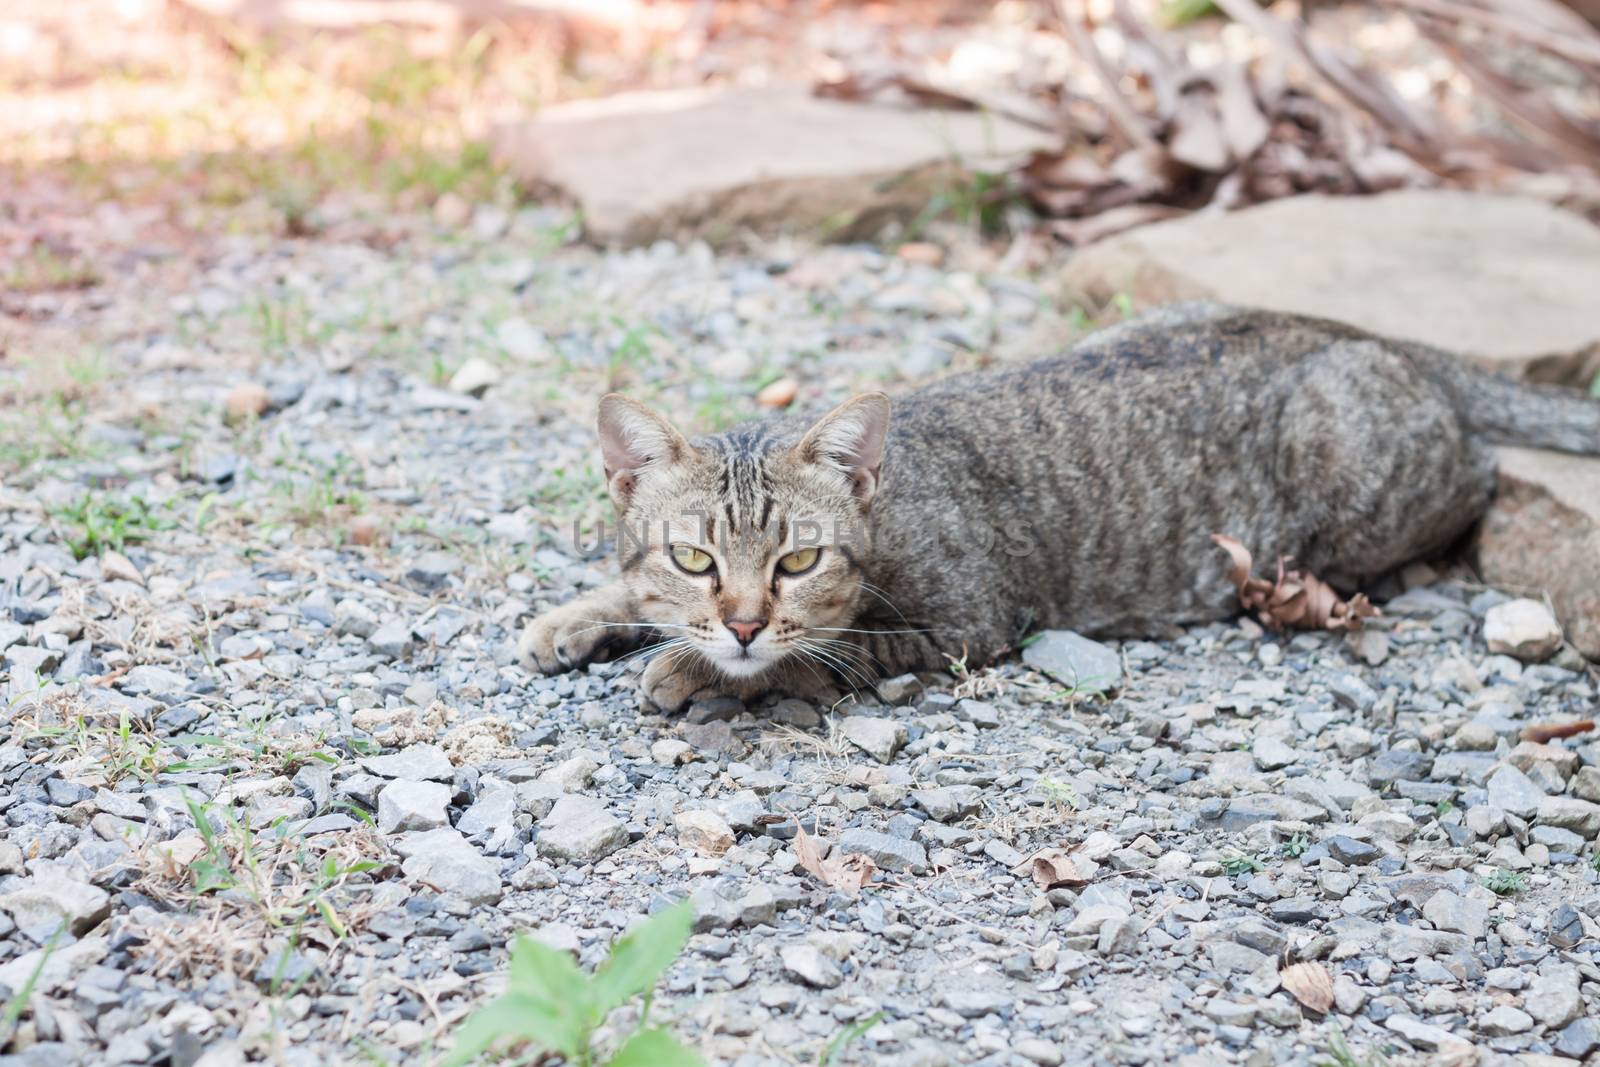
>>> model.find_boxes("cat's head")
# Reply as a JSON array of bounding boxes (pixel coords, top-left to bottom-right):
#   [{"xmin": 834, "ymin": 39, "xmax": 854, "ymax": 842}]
[{"xmin": 595, "ymin": 392, "xmax": 889, "ymax": 681}]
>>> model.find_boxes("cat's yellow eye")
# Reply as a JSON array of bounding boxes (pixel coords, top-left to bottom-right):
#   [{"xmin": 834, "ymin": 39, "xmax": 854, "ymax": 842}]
[
  {"xmin": 671, "ymin": 544, "xmax": 714, "ymax": 575},
  {"xmin": 778, "ymin": 547, "xmax": 820, "ymax": 575}
]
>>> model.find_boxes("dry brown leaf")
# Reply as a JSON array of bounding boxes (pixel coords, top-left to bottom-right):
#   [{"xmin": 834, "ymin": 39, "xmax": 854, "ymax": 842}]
[
  {"xmin": 1215, "ymin": 64, "xmax": 1271, "ymax": 161},
  {"xmin": 1520, "ymin": 719, "xmax": 1596, "ymax": 743},
  {"xmin": 1019, "ymin": 847, "xmax": 1099, "ymax": 890},
  {"xmin": 1280, "ymin": 960, "xmax": 1335, "ymax": 1013},
  {"xmin": 1213, "ymin": 534, "xmax": 1379, "ymax": 632},
  {"xmin": 1168, "ymin": 94, "xmax": 1231, "ymax": 172},
  {"xmin": 790, "ymin": 816, "xmax": 876, "ymax": 897}
]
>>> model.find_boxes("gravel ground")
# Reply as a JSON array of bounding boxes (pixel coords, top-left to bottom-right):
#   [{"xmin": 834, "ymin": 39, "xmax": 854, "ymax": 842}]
[{"xmin": 2, "ymin": 199, "xmax": 1599, "ymax": 1067}]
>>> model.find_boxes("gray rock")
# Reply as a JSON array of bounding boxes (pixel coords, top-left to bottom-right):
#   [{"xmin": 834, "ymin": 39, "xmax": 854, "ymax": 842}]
[
  {"xmin": 1525, "ymin": 964, "xmax": 1583, "ymax": 1029},
  {"xmin": 458, "ymin": 787, "xmax": 517, "ymax": 849},
  {"xmin": 4, "ymin": 644, "xmax": 60, "ymax": 678},
  {"xmin": 836, "ymin": 828, "xmax": 926, "ymax": 872},
  {"xmin": 956, "ymin": 699, "xmax": 1001, "ymax": 729},
  {"xmin": 1477, "ymin": 1004, "xmax": 1533, "ymax": 1036},
  {"xmin": 840, "ymin": 715, "xmax": 907, "ymax": 764},
  {"xmin": 1214, "ymin": 794, "xmax": 1327, "ymax": 831},
  {"xmin": 119, "ymin": 665, "xmax": 191, "ymax": 701},
  {"xmin": 334, "ymin": 598, "xmax": 378, "ymax": 638},
  {"xmin": 367, "ymin": 620, "xmax": 413, "ymax": 659},
  {"xmin": 912, "ymin": 786, "xmax": 982, "ymax": 823},
  {"xmin": 1252, "ymin": 736, "xmax": 1300, "ymax": 770},
  {"xmin": 1368, "ymin": 749, "xmax": 1431, "ymax": 785},
  {"xmin": 1015, "ymin": 1039, "xmax": 1063, "ymax": 1066},
  {"xmin": 377, "ymin": 781, "xmax": 451, "ymax": 834},
  {"xmin": 0, "ymin": 874, "xmax": 111, "ymax": 937},
  {"xmin": 1429, "ymin": 751, "xmax": 1497, "ymax": 785},
  {"xmin": 1483, "ymin": 598, "xmax": 1561, "ymax": 662},
  {"xmin": 1022, "ymin": 630, "xmax": 1121, "ymax": 693},
  {"xmin": 874, "ymin": 673, "xmax": 922, "ymax": 704},
  {"xmin": 1328, "ymin": 674, "xmax": 1377, "ymax": 712},
  {"xmin": 361, "ymin": 744, "xmax": 454, "ymax": 781},
  {"xmin": 1547, "ymin": 904, "xmax": 1583, "ymax": 949},
  {"xmin": 1384, "ymin": 1015, "xmax": 1471, "ymax": 1052},
  {"xmin": 537, "ymin": 795, "xmax": 627, "ymax": 865},
  {"xmin": 942, "ymin": 988, "xmax": 1013, "ymax": 1018},
  {"xmin": 497, "ymin": 84, "xmax": 1056, "ymax": 244},
  {"xmin": 1421, "ymin": 890, "xmax": 1488, "ymax": 939},
  {"xmin": 1324, "ymin": 836, "xmax": 1380, "ymax": 866},
  {"xmin": 1555, "ymin": 1018, "xmax": 1600, "ymax": 1060},
  {"xmin": 1486, "ymin": 764, "xmax": 1545, "ymax": 818},
  {"xmin": 1537, "ymin": 796, "xmax": 1600, "ymax": 837},
  {"xmin": 686, "ymin": 696, "xmax": 744, "ymax": 724},
  {"xmin": 1098, "ymin": 915, "xmax": 1139, "ymax": 957},
  {"xmin": 0, "ymin": 620, "xmax": 25, "ymax": 651},
  {"xmin": 395, "ymin": 828, "xmax": 503, "ymax": 904},
  {"xmin": 407, "ymin": 551, "xmax": 461, "ymax": 590},
  {"xmin": 780, "ymin": 943, "xmax": 842, "ymax": 989}
]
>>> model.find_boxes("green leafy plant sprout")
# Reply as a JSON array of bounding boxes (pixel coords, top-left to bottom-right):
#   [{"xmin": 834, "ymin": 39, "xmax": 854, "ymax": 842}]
[
  {"xmin": 1481, "ymin": 868, "xmax": 1527, "ymax": 895},
  {"xmin": 1036, "ymin": 777, "xmax": 1081, "ymax": 813},
  {"xmin": 1279, "ymin": 832, "xmax": 1311, "ymax": 859},
  {"xmin": 1314, "ymin": 1022, "xmax": 1392, "ymax": 1067},
  {"xmin": 1222, "ymin": 852, "xmax": 1267, "ymax": 877},
  {"xmin": 444, "ymin": 899, "xmax": 702, "ymax": 1067},
  {"xmin": 180, "ymin": 793, "xmax": 379, "ymax": 949},
  {"xmin": 17, "ymin": 704, "xmax": 174, "ymax": 784},
  {"xmin": 53, "ymin": 492, "xmax": 171, "ymax": 559}
]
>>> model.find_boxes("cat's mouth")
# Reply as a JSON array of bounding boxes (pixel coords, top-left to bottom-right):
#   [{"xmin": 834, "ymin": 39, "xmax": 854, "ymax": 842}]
[{"xmin": 703, "ymin": 635, "xmax": 784, "ymax": 679}]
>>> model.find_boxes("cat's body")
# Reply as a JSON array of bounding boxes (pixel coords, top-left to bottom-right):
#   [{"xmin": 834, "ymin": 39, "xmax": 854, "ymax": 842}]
[{"xmin": 520, "ymin": 303, "xmax": 1600, "ymax": 711}]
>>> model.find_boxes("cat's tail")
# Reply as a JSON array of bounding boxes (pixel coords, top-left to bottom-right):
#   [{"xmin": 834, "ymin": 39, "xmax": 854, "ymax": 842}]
[{"xmin": 1411, "ymin": 345, "xmax": 1600, "ymax": 455}]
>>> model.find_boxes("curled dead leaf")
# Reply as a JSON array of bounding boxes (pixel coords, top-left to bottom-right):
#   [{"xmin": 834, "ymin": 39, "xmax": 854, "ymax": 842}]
[
  {"xmin": 756, "ymin": 377, "xmax": 799, "ymax": 409},
  {"xmin": 789, "ymin": 815, "xmax": 876, "ymax": 897},
  {"xmin": 348, "ymin": 514, "xmax": 382, "ymax": 547},
  {"xmin": 1520, "ymin": 719, "xmax": 1595, "ymax": 743},
  {"xmin": 1213, "ymin": 534, "xmax": 1379, "ymax": 632},
  {"xmin": 1019, "ymin": 847, "xmax": 1099, "ymax": 890},
  {"xmin": 1279, "ymin": 960, "xmax": 1335, "ymax": 1013}
]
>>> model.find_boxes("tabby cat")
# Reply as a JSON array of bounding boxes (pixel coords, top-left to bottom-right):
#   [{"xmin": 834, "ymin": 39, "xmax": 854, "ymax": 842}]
[{"xmin": 519, "ymin": 302, "xmax": 1600, "ymax": 711}]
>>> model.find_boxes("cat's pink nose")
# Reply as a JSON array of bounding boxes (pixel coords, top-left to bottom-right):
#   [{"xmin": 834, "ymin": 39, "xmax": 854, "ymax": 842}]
[{"xmin": 724, "ymin": 617, "xmax": 766, "ymax": 646}]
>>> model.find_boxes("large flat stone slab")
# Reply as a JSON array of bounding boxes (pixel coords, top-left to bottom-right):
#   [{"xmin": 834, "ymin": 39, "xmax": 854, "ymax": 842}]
[
  {"xmin": 1059, "ymin": 191, "xmax": 1600, "ymax": 385},
  {"xmin": 493, "ymin": 86, "xmax": 1056, "ymax": 245},
  {"xmin": 1476, "ymin": 447, "xmax": 1600, "ymax": 660}
]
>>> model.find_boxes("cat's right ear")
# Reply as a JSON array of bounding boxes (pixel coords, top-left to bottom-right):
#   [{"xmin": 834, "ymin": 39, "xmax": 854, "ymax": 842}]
[
  {"xmin": 596, "ymin": 394, "xmax": 691, "ymax": 510},
  {"xmin": 798, "ymin": 392, "xmax": 891, "ymax": 507}
]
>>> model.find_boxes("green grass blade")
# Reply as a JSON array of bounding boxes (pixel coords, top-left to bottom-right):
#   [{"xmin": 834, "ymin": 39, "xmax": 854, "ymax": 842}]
[
  {"xmin": 588, "ymin": 899, "xmax": 694, "ymax": 1016},
  {"xmin": 820, "ymin": 1011, "xmax": 883, "ymax": 1066},
  {"xmin": 604, "ymin": 1028, "xmax": 705, "ymax": 1067}
]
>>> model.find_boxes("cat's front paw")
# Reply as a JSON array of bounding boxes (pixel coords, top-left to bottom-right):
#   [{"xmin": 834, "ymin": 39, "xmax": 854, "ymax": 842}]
[
  {"xmin": 637, "ymin": 654, "xmax": 730, "ymax": 713},
  {"xmin": 518, "ymin": 605, "xmax": 609, "ymax": 674}
]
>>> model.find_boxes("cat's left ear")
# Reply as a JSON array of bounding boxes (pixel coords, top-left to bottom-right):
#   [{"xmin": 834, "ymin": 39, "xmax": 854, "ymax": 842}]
[{"xmin": 797, "ymin": 392, "xmax": 890, "ymax": 506}]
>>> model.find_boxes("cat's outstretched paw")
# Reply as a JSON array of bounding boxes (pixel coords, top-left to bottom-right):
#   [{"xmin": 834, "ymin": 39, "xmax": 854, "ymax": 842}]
[
  {"xmin": 637, "ymin": 654, "xmax": 732, "ymax": 713},
  {"xmin": 517, "ymin": 584, "xmax": 634, "ymax": 674}
]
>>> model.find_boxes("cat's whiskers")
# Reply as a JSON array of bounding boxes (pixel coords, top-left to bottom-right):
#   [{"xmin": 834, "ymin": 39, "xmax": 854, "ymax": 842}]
[
  {"xmin": 619, "ymin": 636, "xmax": 690, "ymax": 669},
  {"xmin": 563, "ymin": 620, "xmax": 694, "ymax": 642},
  {"xmin": 852, "ymin": 579, "xmax": 924, "ymax": 632},
  {"xmin": 801, "ymin": 634, "xmax": 885, "ymax": 674},
  {"xmin": 791, "ymin": 636, "xmax": 876, "ymax": 690}
]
